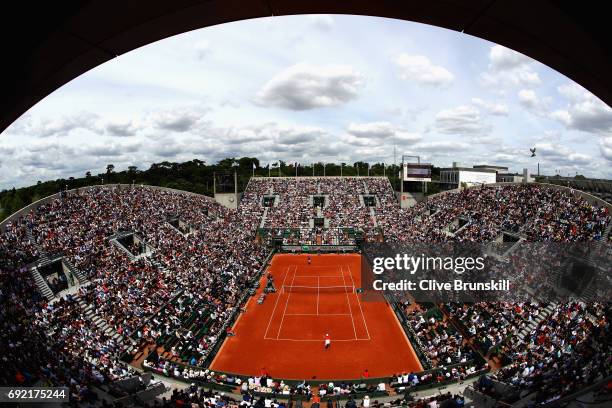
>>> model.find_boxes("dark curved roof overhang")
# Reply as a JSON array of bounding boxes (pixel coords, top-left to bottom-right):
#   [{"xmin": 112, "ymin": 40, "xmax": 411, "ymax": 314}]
[{"xmin": 2, "ymin": 0, "xmax": 610, "ymax": 132}]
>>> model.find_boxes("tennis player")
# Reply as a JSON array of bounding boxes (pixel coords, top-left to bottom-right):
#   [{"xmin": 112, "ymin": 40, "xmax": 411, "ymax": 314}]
[
  {"xmin": 307, "ymin": 255, "xmax": 312, "ymax": 265},
  {"xmin": 324, "ymin": 333, "xmax": 331, "ymax": 350}
]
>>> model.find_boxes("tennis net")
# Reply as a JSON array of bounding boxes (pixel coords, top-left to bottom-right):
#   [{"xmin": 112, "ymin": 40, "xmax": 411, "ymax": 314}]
[{"xmin": 281, "ymin": 285, "xmax": 355, "ymax": 294}]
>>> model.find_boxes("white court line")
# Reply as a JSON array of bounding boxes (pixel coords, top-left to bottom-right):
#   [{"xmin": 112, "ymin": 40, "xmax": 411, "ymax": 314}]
[
  {"xmin": 348, "ymin": 264, "xmax": 371, "ymax": 340},
  {"xmin": 341, "ymin": 265, "xmax": 358, "ymax": 340},
  {"xmin": 276, "ymin": 265, "xmax": 297, "ymax": 339},
  {"xmin": 293, "ymin": 275, "xmax": 345, "ymax": 278},
  {"xmin": 284, "ymin": 313, "xmax": 352, "ymax": 316},
  {"xmin": 263, "ymin": 265, "xmax": 290, "ymax": 339},
  {"xmin": 264, "ymin": 337, "xmax": 370, "ymax": 342},
  {"xmin": 295, "ymin": 265, "xmax": 344, "ymax": 269},
  {"xmin": 316, "ymin": 276, "xmax": 320, "ymax": 316}
]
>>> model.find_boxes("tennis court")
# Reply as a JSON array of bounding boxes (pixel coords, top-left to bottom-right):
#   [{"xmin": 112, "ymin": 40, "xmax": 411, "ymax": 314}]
[
  {"xmin": 264, "ymin": 264, "xmax": 370, "ymax": 342},
  {"xmin": 210, "ymin": 253, "xmax": 422, "ymax": 379}
]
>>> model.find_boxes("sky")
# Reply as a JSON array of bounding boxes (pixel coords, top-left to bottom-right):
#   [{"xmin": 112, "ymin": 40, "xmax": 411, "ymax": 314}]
[{"xmin": 1, "ymin": 14, "xmax": 611, "ymax": 189}]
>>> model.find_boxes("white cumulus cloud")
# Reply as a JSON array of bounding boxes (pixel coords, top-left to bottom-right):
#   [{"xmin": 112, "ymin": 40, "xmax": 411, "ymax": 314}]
[
  {"xmin": 255, "ymin": 63, "xmax": 363, "ymax": 110},
  {"xmin": 480, "ymin": 45, "xmax": 541, "ymax": 88},
  {"xmin": 435, "ymin": 105, "xmax": 489, "ymax": 135},
  {"xmin": 394, "ymin": 54, "xmax": 454, "ymax": 87},
  {"xmin": 551, "ymin": 83, "xmax": 612, "ymax": 134},
  {"xmin": 471, "ymin": 98, "xmax": 509, "ymax": 116}
]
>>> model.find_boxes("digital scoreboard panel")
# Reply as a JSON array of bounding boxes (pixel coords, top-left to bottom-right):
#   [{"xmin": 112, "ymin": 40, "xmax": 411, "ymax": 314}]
[{"xmin": 403, "ymin": 163, "xmax": 432, "ymax": 182}]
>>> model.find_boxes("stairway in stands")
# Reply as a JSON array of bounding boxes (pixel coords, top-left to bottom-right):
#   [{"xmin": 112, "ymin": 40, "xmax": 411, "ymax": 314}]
[
  {"xmin": 362, "ymin": 180, "xmax": 369, "ymax": 194},
  {"xmin": 76, "ymin": 294, "xmax": 124, "ymax": 342},
  {"xmin": 26, "ymin": 227, "xmax": 56, "ymax": 301},
  {"xmin": 148, "ymin": 257, "xmax": 172, "ymax": 279},
  {"xmin": 30, "ymin": 268, "xmax": 54, "ymax": 301},
  {"xmin": 361, "ymin": 179, "xmax": 380, "ymax": 228},
  {"xmin": 259, "ymin": 207, "xmax": 269, "ymax": 229},
  {"xmin": 26, "ymin": 227, "xmax": 50, "ymax": 264},
  {"xmin": 63, "ymin": 258, "xmax": 88, "ymax": 284},
  {"xmin": 517, "ymin": 302, "xmax": 557, "ymax": 341}
]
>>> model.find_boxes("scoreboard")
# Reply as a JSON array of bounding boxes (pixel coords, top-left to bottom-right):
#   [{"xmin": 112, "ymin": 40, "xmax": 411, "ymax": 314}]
[{"xmin": 403, "ymin": 163, "xmax": 432, "ymax": 182}]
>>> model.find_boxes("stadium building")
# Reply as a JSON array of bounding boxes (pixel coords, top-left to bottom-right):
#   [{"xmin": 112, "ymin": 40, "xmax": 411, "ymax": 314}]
[
  {"xmin": 2, "ymin": 2, "xmax": 612, "ymax": 406},
  {"xmin": 0, "ymin": 176, "xmax": 610, "ymax": 407}
]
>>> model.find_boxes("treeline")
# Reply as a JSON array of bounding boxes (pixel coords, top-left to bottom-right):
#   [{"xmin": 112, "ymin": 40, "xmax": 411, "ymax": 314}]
[{"xmin": 0, "ymin": 157, "xmax": 440, "ymax": 222}]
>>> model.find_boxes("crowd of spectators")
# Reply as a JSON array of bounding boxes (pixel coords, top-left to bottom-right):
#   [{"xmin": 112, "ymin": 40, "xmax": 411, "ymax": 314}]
[
  {"xmin": 487, "ymin": 302, "xmax": 610, "ymax": 405},
  {"xmin": 240, "ymin": 178, "xmax": 380, "ymax": 244},
  {"xmin": 402, "ymin": 305, "xmax": 473, "ymax": 368},
  {"xmin": 379, "ymin": 184, "xmax": 610, "ymax": 244},
  {"xmin": 0, "ymin": 185, "xmax": 267, "ymax": 403},
  {"xmin": 1, "ymin": 180, "xmax": 610, "ymax": 406},
  {"xmin": 444, "ymin": 302, "xmax": 543, "ymax": 358}
]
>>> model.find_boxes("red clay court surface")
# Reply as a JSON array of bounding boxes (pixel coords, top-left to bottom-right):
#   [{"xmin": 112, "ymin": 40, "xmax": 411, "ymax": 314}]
[{"xmin": 210, "ymin": 253, "xmax": 422, "ymax": 379}]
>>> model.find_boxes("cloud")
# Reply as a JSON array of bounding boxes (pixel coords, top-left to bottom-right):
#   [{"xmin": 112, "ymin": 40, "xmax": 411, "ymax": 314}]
[
  {"xmin": 255, "ymin": 63, "xmax": 363, "ymax": 110},
  {"xmin": 480, "ymin": 45, "xmax": 541, "ymax": 88},
  {"xmin": 435, "ymin": 105, "xmax": 490, "ymax": 135},
  {"xmin": 492, "ymin": 153, "xmax": 518, "ymax": 162},
  {"xmin": 105, "ymin": 120, "xmax": 138, "ymax": 137},
  {"xmin": 12, "ymin": 112, "xmax": 102, "ymax": 138},
  {"xmin": 413, "ymin": 140, "xmax": 471, "ymax": 152},
  {"xmin": 481, "ymin": 68, "xmax": 540, "ymax": 88},
  {"xmin": 84, "ymin": 142, "xmax": 141, "ymax": 157},
  {"xmin": 215, "ymin": 123, "xmax": 336, "ymax": 160},
  {"xmin": 551, "ymin": 83, "xmax": 612, "ymax": 134},
  {"xmin": 471, "ymin": 98, "xmax": 508, "ymax": 116},
  {"xmin": 387, "ymin": 106, "xmax": 429, "ymax": 121},
  {"xmin": 394, "ymin": 54, "xmax": 454, "ymax": 87},
  {"xmin": 530, "ymin": 130, "xmax": 562, "ymax": 143},
  {"xmin": 517, "ymin": 89, "xmax": 550, "ymax": 115},
  {"xmin": 274, "ymin": 126, "xmax": 326, "ymax": 145},
  {"xmin": 534, "ymin": 142, "xmax": 592, "ymax": 165},
  {"xmin": 600, "ymin": 137, "xmax": 612, "ymax": 162},
  {"xmin": 307, "ymin": 15, "xmax": 334, "ymax": 31},
  {"xmin": 152, "ymin": 107, "xmax": 205, "ymax": 132},
  {"xmin": 346, "ymin": 122, "xmax": 421, "ymax": 143},
  {"xmin": 489, "ymin": 45, "xmax": 531, "ymax": 70},
  {"xmin": 548, "ymin": 110, "xmax": 572, "ymax": 126}
]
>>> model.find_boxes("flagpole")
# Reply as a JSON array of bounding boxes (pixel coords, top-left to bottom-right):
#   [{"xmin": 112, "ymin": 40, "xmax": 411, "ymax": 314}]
[{"xmin": 268, "ymin": 164, "xmax": 271, "ymax": 178}]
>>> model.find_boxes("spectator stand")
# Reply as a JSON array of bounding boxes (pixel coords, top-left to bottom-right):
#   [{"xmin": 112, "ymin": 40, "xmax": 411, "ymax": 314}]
[
  {"xmin": 133, "ymin": 249, "xmax": 275, "ymax": 371},
  {"xmin": 142, "ymin": 356, "xmax": 391, "ymax": 403}
]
